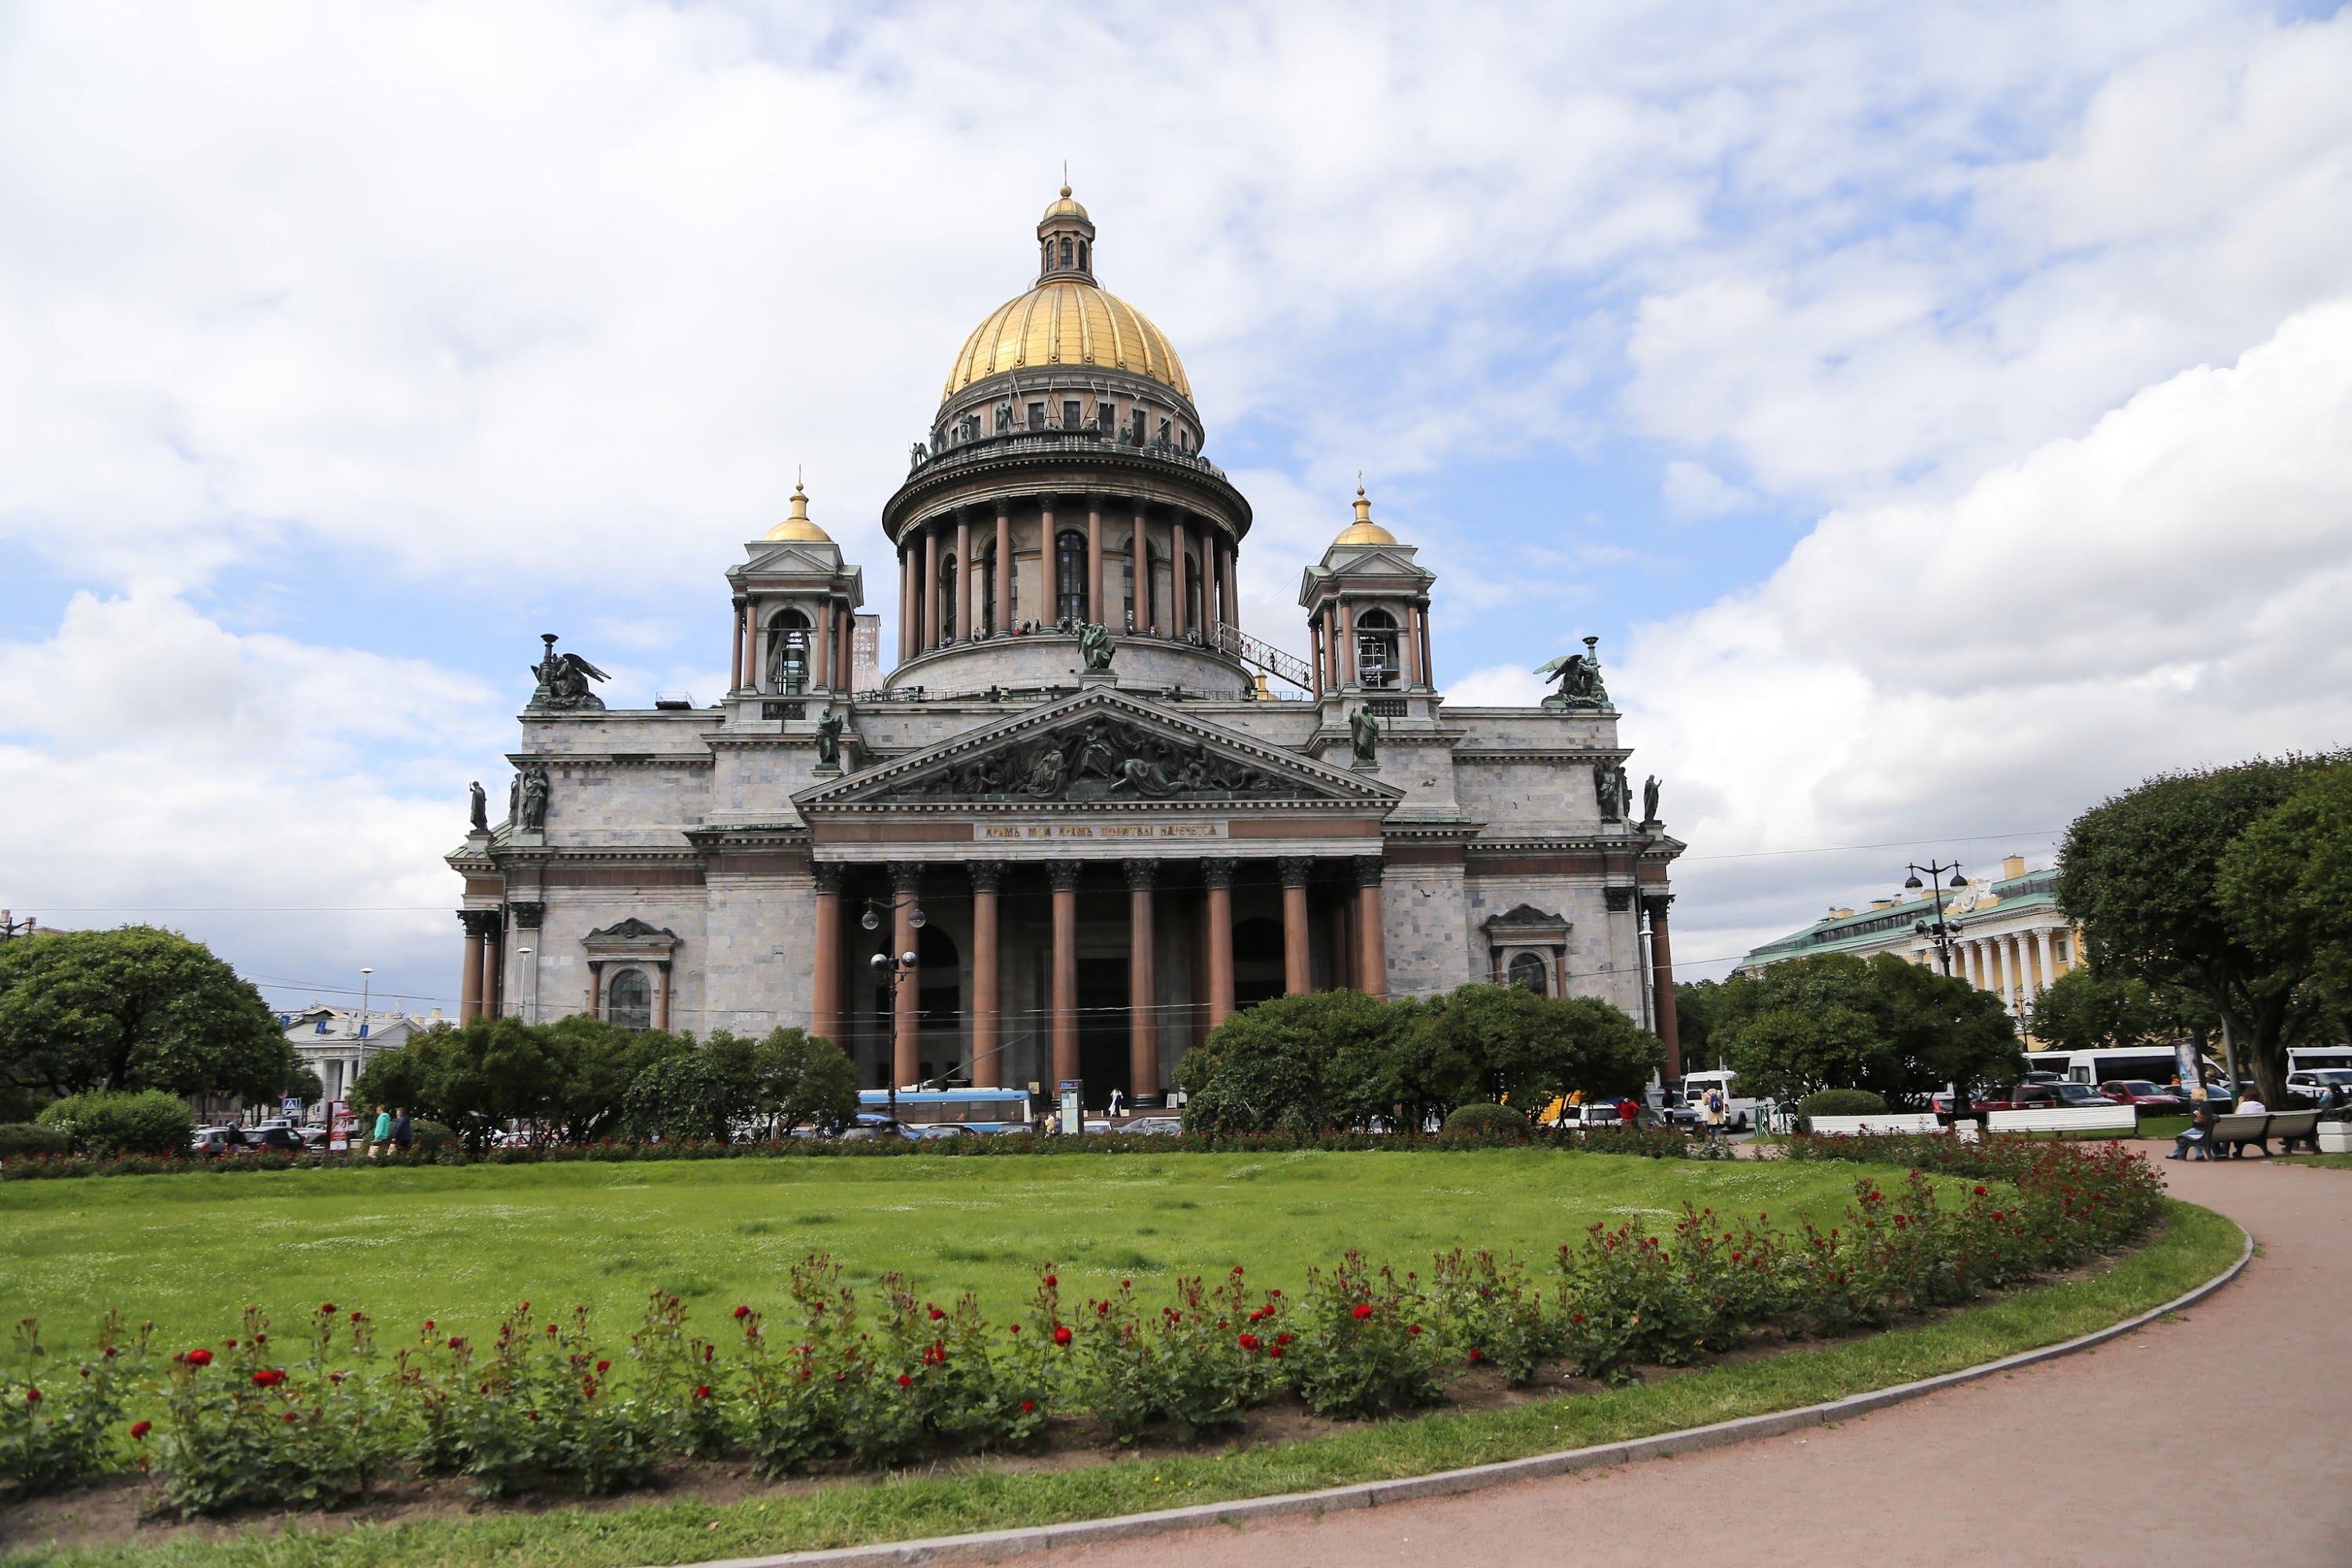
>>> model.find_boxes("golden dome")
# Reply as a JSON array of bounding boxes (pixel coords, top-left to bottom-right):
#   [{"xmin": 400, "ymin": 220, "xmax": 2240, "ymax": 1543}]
[
  {"xmin": 1333, "ymin": 483, "xmax": 1397, "ymax": 546},
  {"xmin": 765, "ymin": 480, "xmax": 831, "ymax": 543},
  {"xmin": 942, "ymin": 278, "xmax": 1191, "ymax": 404},
  {"xmin": 1042, "ymin": 183, "xmax": 1089, "ymax": 222}
]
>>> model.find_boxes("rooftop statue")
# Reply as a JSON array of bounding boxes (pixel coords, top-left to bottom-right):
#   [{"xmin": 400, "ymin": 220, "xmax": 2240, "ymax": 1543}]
[
  {"xmin": 1537, "ymin": 635, "xmax": 1611, "ymax": 710},
  {"xmin": 529, "ymin": 633, "xmax": 610, "ymax": 712},
  {"xmin": 1642, "ymin": 773, "xmax": 1662, "ymax": 826},
  {"xmin": 1079, "ymin": 622, "xmax": 1116, "ymax": 672},
  {"xmin": 468, "ymin": 780, "xmax": 488, "ymax": 833},
  {"xmin": 1349, "ymin": 705, "xmax": 1380, "ymax": 764},
  {"xmin": 815, "ymin": 707, "xmax": 844, "ymax": 767}
]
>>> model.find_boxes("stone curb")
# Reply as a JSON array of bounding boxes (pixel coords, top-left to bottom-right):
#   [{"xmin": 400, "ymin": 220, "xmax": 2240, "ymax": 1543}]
[{"xmin": 671, "ymin": 1223, "xmax": 2254, "ymax": 1568}]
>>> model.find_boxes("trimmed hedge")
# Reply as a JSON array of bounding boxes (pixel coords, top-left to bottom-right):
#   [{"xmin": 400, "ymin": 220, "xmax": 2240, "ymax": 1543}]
[
  {"xmin": 0, "ymin": 1122, "xmax": 72, "ymax": 1160},
  {"xmin": 0, "ymin": 1137, "xmax": 2167, "ymax": 1512},
  {"xmin": 34, "ymin": 1090, "xmax": 196, "ymax": 1157},
  {"xmin": 1798, "ymin": 1089, "xmax": 1889, "ymax": 1130},
  {"xmin": 1441, "ymin": 1102, "xmax": 1530, "ymax": 1140}
]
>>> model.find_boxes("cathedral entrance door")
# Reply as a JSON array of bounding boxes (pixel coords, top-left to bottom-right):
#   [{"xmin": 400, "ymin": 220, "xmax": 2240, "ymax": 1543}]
[{"xmin": 1076, "ymin": 955, "xmax": 1128, "ymax": 1107}]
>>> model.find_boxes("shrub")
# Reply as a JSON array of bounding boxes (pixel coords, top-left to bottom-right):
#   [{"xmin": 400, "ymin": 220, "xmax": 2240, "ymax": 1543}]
[
  {"xmin": 36, "ymin": 1090, "xmax": 195, "ymax": 1157},
  {"xmin": 1441, "ymin": 1102, "xmax": 1528, "ymax": 1141},
  {"xmin": 0, "ymin": 1123, "xmax": 71, "ymax": 1160},
  {"xmin": 1425, "ymin": 1249, "xmax": 1559, "ymax": 1386},
  {"xmin": 1070, "ymin": 1269, "xmax": 1283, "ymax": 1443},
  {"xmin": 412, "ymin": 1119, "xmax": 457, "ymax": 1152},
  {"xmin": 1, "ymin": 1313, "xmax": 145, "ymax": 1491},
  {"xmin": 1797, "ymin": 1089, "xmax": 1889, "ymax": 1130}
]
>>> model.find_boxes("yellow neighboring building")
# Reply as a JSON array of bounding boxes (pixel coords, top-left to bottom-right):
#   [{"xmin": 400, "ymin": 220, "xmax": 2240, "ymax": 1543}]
[{"xmin": 1737, "ymin": 854, "xmax": 2083, "ymax": 1046}]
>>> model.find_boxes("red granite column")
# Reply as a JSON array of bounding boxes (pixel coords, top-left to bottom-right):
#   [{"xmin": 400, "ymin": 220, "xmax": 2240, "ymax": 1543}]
[
  {"xmin": 891, "ymin": 862, "xmax": 923, "ymax": 1087},
  {"xmin": 1171, "ymin": 516, "xmax": 1191, "ymax": 638},
  {"xmin": 1646, "ymin": 894, "xmax": 1682, "ymax": 1082},
  {"xmin": 994, "ymin": 507, "xmax": 1011, "ymax": 633},
  {"xmin": 1279, "ymin": 857, "xmax": 1312, "ymax": 994},
  {"xmin": 968, "ymin": 862, "xmax": 1002, "ymax": 1088},
  {"xmin": 1203, "ymin": 858, "xmax": 1236, "ymax": 1028},
  {"xmin": 1356, "ymin": 858, "xmax": 1389, "ymax": 1001},
  {"xmin": 1040, "ymin": 495, "xmax": 1060, "ymax": 627},
  {"xmin": 655, "ymin": 962, "xmax": 673, "ymax": 1032},
  {"xmin": 1087, "ymin": 497, "xmax": 1105, "ymax": 625},
  {"xmin": 953, "ymin": 511, "xmax": 971, "ymax": 641},
  {"xmin": 923, "ymin": 524, "xmax": 942, "ymax": 652},
  {"xmin": 1049, "ymin": 860, "xmax": 1081, "ymax": 1083},
  {"xmin": 1126, "ymin": 860, "xmax": 1158, "ymax": 1108},
  {"xmin": 730, "ymin": 597, "xmax": 746, "ymax": 691},
  {"xmin": 481, "ymin": 920, "xmax": 503, "ymax": 1019},
  {"xmin": 811, "ymin": 864, "xmax": 843, "ymax": 1045},
  {"xmin": 458, "ymin": 913, "xmax": 485, "ymax": 1023}
]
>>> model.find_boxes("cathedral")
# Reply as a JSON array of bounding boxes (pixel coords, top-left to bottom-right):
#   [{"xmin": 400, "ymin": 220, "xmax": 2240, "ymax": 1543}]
[{"xmin": 448, "ymin": 188, "xmax": 1686, "ymax": 1108}]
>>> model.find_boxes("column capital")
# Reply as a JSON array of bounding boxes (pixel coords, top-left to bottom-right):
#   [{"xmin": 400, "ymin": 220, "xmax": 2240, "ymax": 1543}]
[
  {"xmin": 1037, "ymin": 490, "xmax": 1063, "ymax": 511},
  {"xmin": 1640, "ymin": 891, "xmax": 1674, "ymax": 919},
  {"xmin": 731, "ymin": 593, "xmax": 749, "ymax": 611},
  {"xmin": 887, "ymin": 859, "xmax": 925, "ymax": 895},
  {"xmin": 1123, "ymin": 858, "xmax": 1160, "ymax": 891},
  {"xmin": 1604, "ymin": 886, "xmax": 1635, "ymax": 913},
  {"xmin": 1277, "ymin": 855, "xmax": 1315, "ymax": 889},
  {"xmin": 1351, "ymin": 855, "xmax": 1387, "ymax": 887},
  {"xmin": 1047, "ymin": 858, "xmax": 1084, "ymax": 892},
  {"xmin": 967, "ymin": 859, "xmax": 1006, "ymax": 893},
  {"xmin": 509, "ymin": 900, "xmax": 545, "ymax": 930},
  {"xmin": 458, "ymin": 908, "xmax": 500, "ymax": 938},
  {"xmin": 811, "ymin": 862, "xmax": 846, "ymax": 895},
  {"xmin": 1200, "ymin": 856, "xmax": 1237, "ymax": 889}
]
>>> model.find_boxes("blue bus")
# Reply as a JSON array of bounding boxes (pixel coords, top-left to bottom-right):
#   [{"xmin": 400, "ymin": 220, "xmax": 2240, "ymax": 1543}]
[{"xmin": 858, "ymin": 1087, "xmax": 1033, "ymax": 1133}]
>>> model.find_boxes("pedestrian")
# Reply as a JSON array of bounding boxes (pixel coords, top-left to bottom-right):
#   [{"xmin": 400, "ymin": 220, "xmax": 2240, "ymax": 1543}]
[
  {"xmin": 390, "ymin": 1106, "xmax": 412, "ymax": 1154},
  {"xmin": 1702, "ymin": 1083, "xmax": 1729, "ymax": 1141},
  {"xmin": 1616, "ymin": 1095, "xmax": 1641, "ymax": 1127},
  {"xmin": 368, "ymin": 1104, "xmax": 390, "ymax": 1161},
  {"xmin": 1107, "ymin": 1087, "xmax": 1125, "ymax": 1120}
]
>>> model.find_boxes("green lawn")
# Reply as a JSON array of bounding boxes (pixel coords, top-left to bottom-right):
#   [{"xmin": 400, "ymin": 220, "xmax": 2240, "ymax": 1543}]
[
  {"xmin": 0, "ymin": 1185, "xmax": 2241, "ymax": 1568},
  {"xmin": 0, "ymin": 1151, "xmax": 1875, "ymax": 1348}
]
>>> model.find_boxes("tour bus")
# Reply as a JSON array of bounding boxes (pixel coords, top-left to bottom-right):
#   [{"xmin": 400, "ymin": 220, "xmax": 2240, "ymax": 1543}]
[
  {"xmin": 2287, "ymin": 1047, "xmax": 2352, "ymax": 1073},
  {"xmin": 857, "ymin": 1087, "xmax": 1033, "ymax": 1134},
  {"xmin": 1677, "ymin": 1069, "xmax": 1762, "ymax": 1131}
]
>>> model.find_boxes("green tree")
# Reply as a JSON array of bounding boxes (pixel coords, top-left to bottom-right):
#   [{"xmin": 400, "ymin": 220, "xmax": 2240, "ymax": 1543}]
[
  {"xmin": 1712, "ymin": 953, "xmax": 2020, "ymax": 1108},
  {"xmin": 1673, "ymin": 978, "xmax": 1726, "ymax": 1065},
  {"xmin": 2218, "ymin": 762, "xmax": 2352, "ymax": 1053},
  {"xmin": 740, "ymin": 1028, "xmax": 861, "ymax": 1137},
  {"xmin": 2060, "ymin": 752, "xmax": 2348, "ymax": 1105},
  {"xmin": 2027, "ymin": 965, "xmax": 2209, "ymax": 1058},
  {"xmin": 1176, "ymin": 991, "xmax": 1409, "ymax": 1134},
  {"xmin": 35, "ymin": 1088, "xmax": 197, "ymax": 1156},
  {"xmin": 540, "ymin": 1014, "xmax": 681, "ymax": 1142},
  {"xmin": 0, "ymin": 927, "xmax": 299, "ymax": 1102},
  {"xmin": 352, "ymin": 1018, "xmax": 559, "ymax": 1152},
  {"xmin": 621, "ymin": 1053, "xmax": 739, "ymax": 1142},
  {"xmin": 1414, "ymin": 984, "xmax": 1659, "ymax": 1120}
]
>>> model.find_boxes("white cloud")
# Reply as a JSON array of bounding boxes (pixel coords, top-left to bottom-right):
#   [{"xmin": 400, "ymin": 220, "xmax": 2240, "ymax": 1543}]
[
  {"xmin": 1443, "ymin": 664, "xmax": 1552, "ymax": 708},
  {"xmin": 1624, "ymin": 299, "xmax": 2352, "ymax": 974},
  {"xmin": 1661, "ymin": 460, "xmax": 1753, "ymax": 519}
]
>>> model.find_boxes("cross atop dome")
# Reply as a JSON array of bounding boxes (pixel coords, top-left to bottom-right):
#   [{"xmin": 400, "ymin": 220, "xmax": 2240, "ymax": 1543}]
[{"xmin": 1038, "ymin": 181, "xmax": 1097, "ymax": 283}]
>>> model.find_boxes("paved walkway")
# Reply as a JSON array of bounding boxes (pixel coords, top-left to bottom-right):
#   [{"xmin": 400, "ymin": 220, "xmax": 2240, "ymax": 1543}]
[{"xmin": 1057, "ymin": 1159, "xmax": 2352, "ymax": 1568}]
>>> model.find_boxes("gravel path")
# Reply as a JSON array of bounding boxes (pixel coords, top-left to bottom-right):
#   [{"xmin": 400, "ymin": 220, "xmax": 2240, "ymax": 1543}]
[{"xmin": 1054, "ymin": 1157, "xmax": 2351, "ymax": 1568}]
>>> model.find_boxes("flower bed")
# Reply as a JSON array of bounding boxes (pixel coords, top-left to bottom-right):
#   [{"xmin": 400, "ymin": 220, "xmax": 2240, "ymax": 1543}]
[{"xmin": 0, "ymin": 1139, "xmax": 2165, "ymax": 1515}]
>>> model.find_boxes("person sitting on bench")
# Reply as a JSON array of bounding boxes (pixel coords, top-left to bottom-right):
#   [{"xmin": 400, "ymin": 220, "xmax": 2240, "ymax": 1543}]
[{"xmin": 2170, "ymin": 1100, "xmax": 2216, "ymax": 1161}]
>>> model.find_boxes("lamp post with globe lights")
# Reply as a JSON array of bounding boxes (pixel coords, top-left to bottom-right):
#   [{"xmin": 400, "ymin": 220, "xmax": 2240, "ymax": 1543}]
[
  {"xmin": 862, "ymin": 895, "xmax": 924, "ymax": 1131},
  {"xmin": 1904, "ymin": 860, "xmax": 1970, "ymax": 978}
]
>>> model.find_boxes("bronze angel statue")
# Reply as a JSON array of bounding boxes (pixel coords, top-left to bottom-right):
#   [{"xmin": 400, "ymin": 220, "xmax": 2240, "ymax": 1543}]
[
  {"xmin": 1537, "ymin": 636, "xmax": 1610, "ymax": 710},
  {"xmin": 530, "ymin": 633, "xmax": 610, "ymax": 712}
]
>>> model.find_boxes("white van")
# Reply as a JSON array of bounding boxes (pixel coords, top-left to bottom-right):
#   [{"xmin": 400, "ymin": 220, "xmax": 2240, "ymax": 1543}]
[{"xmin": 1679, "ymin": 1069, "xmax": 1759, "ymax": 1132}]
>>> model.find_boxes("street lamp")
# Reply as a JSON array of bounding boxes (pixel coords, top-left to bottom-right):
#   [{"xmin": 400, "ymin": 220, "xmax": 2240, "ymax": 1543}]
[
  {"xmin": 863, "ymin": 893, "xmax": 924, "ymax": 1131},
  {"xmin": 1903, "ymin": 862, "xmax": 1970, "ymax": 976},
  {"xmin": 516, "ymin": 948, "xmax": 535, "ymax": 1023}
]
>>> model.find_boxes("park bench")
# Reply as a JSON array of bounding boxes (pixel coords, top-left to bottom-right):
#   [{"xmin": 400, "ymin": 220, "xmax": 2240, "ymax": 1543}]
[
  {"xmin": 2212, "ymin": 1109, "xmax": 2321, "ymax": 1157},
  {"xmin": 1806, "ymin": 1112, "xmax": 1944, "ymax": 1137},
  {"xmin": 1983, "ymin": 1105, "xmax": 2140, "ymax": 1137}
]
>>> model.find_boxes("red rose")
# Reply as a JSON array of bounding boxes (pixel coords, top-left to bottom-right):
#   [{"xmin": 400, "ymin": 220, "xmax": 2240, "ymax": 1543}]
[
  {"xmin": 1021, "ymin": 1399, "xmax": 1036, "ymax": 1414},
  {"xmin": 1043, "ymin": 1273, "xmax": 1057, "ymax": 1287},
  {"xmin": 1051, "ymin": 1325, "xmax": 1073, "ymax": 1346},
  {"xmin": 929, "ymin": 1307, "xmax": 946, "ymax": 1321},
  {"xmin": 546, "ymin": 1324, "xmax": 558, "ymax": 1336},
  {"xmin": 252, "ymin": 1369, "xmax": 286, "ymax": 1388},
  {"xmin": 423, "ymin": 1319, "xmax": 434, "ymax": 1331},
  {"xmin": 448, "ymin": 1337, "xmax": 465, "ymax": 1350},
  {"xmin": 1238, "ymin": 1333, "xmax": 1259, "ymax": 1350},
  {"xmin": 23, "ymin": 1388, "xmax": 38, "ymax": 1404},
  {"xmin": 595, "ymin": 1359, "xmax": 610, "ymax": 1374},
  {"xmin": 281, "ymin": 1410, "xmax": 298, "ymax": 1423},
  {"xmin": 320, "ymin": 1303, "xmax": 338, "ymax": 1316},
  {"xmin": 185, "ymin": 1348, "xmax": 213, "ymax": 1367},
  {"xmin": 1572, "ymin": 1313, "xmax": 1586, "ymax": 1325},
  {"xmin": 1468, "ymin": 1348, "xmax": 1483, "ymax": 1363},
  {"xmin": 897, "ymin": 1374, "xmax": 912, "ymax": 1388},
  {"xmin": 1269, "ymin": 1345, "xmax": 1283, "ymax": 1359},
  {"xmin": 733, "ymin": 1305, "xmax": 750, "ymax": 1319},
  {"xmin": 130, "ymin": 1421, "xmax": 151, "ymax": 1439},
  {"xmin": 1008, "ymin": 1323, "xmax": 1021, "ymax": 1334},
  {"xmin": 693, "ymin": 1385, "xmax": 712, "ymax": 1400},
  {"xmin": 1350, "ymin": 1303, "xmax": 1373, "ymax": 1320},
  {"xmin": 519, "ymin": 1301, "xmax": 531, "ymax": 1312},
  {"xmin": 252, "ymin": 1334, "xmax": 267, "ymax": 1345},
  {"xmin": 224, "ymin": 1340, "xmax": 238, "ymax": 1349},
  {"xmin": 1973, "ymin": 1185, "xmax": 1987, "ymax": 1196},
  {"xmin": 1407, "ymin": 1324, "xmax": 1422, "ymax": 1336}
]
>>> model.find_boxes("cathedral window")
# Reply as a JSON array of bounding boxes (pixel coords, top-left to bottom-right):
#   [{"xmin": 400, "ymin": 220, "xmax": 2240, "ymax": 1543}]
[
  {"xmin": 1055, "ymin": 531, "xmax": 1088, "ymax": 626},
  {"xmin": 1507, "ymin": 952, "xmax": 1548, "ymax": 995},
  {"xmin": 766, "ymin": 609, "xmax": 811, "ymax": 693},
  {"xmin": 1356, "ymin": 608, "xmax": 1400, "ymax": 689},
  {"xmin": 1078, "ymin": 239, "xmax": 1089, "ymax": 271},
  {"xmin": 1063, "ymin": 399, "xmax": 1081, "ymax": 430},
  {"xmin": 608, "ymin": 968, "xmax": 653, "ymax": 1030},
  {"xmin": 1059, "ymin": 237, "xmax": 1073, "ymax": 268},
  {"xmin": 1027, "ymin": 401, "xmax": 1045, "ymax": 430}
]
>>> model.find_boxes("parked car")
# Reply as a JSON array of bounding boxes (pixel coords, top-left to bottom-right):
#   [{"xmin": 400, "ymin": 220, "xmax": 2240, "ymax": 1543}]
[
  {"xmin": 245, "ymin": 1126, "xmax": 306, "ymax": 1154},
  {"xmin": 837, "ymin": 1113, "xmax": 915, "ymax": 1142},
  {"xmin": 190, "ymin": 1126, "xmax": 262, "ymax": 1156},
  {"xmin": 2285, "ymin": 1068, "xmax": 2352, "ymax": 1105},
  {"xmin": 1933, "ymin": 1086, "xmax": 2016, "ymax": 1118},
  {"xmin": 2099, "ymin": 1080, "xmax": 2190, "ymax": 1112},
  {"xmin": 2005, "ymin": 1083, "xmax": 2070, "ymax": 1110},
  {"xmin": 1124, "ymin": 1115, "xmax": 1185, "ymax": 1135},
  {"xmin": 2052, "ymin": 1082, "xmax": 2118, "ymax": 1109}
]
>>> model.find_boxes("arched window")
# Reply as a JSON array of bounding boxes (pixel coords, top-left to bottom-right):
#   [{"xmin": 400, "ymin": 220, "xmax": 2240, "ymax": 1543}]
[
  {"xmin": 938, "ymin": 553, "xmax": 958, "ymax": 641},
  {"xmin": 1356, "ymin": 608, "xmax": 1400, "ymax": 689},
  {"xmin": 1077, "ymin": 239, "xmax": 1089, "ymax": 271},
  {"xmin": 1056, "ymin": 529, "xmax": 1088, "ymax": 626},
  {"xmin": 608, "ymin": 968, "xmax": 653, "ymax": 1030},
  {"xmin": 1059, "ymin": 237, "xmax": 1073, "ymax": 268},
  {"xmin": 1507, "ymin": 952, "xmax": 1548, "ymax": 995},
  {"xmin": 766, "ymin": 608, "xmax": 811, "ymax": 693}
]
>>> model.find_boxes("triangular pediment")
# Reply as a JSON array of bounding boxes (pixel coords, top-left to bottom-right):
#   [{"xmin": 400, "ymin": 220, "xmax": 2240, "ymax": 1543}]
[
  {"xmin": 732, "ymin": 540, "xmax": 850, "ymax": 580},
  {"xmin": 796, "ymin": 688, "xmax": 1401, "ymax": 811}
]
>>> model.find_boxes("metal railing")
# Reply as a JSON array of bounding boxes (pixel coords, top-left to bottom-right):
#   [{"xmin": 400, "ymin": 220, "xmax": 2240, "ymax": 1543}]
[{"xmin": 907, "ymin": 426, "xmax": 1231, "ymax": 484}]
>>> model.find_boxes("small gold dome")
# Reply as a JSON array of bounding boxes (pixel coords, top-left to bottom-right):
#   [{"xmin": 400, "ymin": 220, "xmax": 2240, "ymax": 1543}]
[
  {"xmin": 1041, "ymin": 183, "xmax": 1089, "ymax": 223},
  {"xmin": 943, "ymin": 279, "xmax": 1191, "ymax": 403},
  {"xmin": 765, "ymin": 480, "xmax": 831, "ymax": 543},
  {"xmin": 1333, "ymin": 483, "xmax": 1397, "ymax": 546}
]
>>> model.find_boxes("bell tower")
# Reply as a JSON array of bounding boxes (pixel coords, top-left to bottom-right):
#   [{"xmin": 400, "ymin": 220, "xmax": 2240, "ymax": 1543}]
[{"xmin": 1037, "ymin": 183, "xmax": 1097, "ymax": 283}]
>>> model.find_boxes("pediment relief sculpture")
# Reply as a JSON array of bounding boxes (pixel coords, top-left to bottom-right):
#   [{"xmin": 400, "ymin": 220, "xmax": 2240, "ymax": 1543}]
[{"xmin": 876, "ymin": 715, "xmax": 1292, "ymax": 804}]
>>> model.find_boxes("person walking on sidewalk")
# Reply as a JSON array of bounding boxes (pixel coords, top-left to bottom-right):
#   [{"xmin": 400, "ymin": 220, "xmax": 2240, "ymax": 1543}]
[{"xmin": 368, "ymin": 1104, "xmax": 391, "ymax": 1161}]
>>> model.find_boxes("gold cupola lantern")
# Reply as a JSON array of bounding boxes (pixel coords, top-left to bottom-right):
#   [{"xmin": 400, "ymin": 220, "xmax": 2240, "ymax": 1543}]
[
  {"xmin": 1333, "ymin": 481, "xmax": 1398, "ymax": 546},
  {"xmin": 765, "ymin": 479, "xmax": 832, "ymax": 543}
]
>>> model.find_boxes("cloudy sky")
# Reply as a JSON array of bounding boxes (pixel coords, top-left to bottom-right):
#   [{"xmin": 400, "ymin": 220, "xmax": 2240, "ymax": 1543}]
[{"xmin": 3, "ymin": 0, "xmax": 2349, "ymax": 1016}]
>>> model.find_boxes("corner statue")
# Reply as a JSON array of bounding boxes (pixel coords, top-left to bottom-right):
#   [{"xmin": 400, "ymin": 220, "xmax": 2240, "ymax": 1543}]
[
  {"xmin": 1079, "ymin": 622, "xmax": 1116, "ymax": 673},
  {"xmin": 517, "ymin": 766, "xmax": 550, "ymax": 831},
  {"xmin": 815, "ymin": 707, "xmax": 844, "ymax": 766},
  {"xmin": 1537, "ymin": 635, "xmax": 1612, "ymax": 711},
  {"xmin": 1349, "ymin": 706, "xmax": 1380, "ymax": 765},
  {"xmin": 529, "ymin": 633, "xmax": 609, "ymax": 713},
  {"xmin": 467, "ymin": 780, "xmax": 488, "ymax": 833},
  {"xmin": 1642, "ymin": 774, "xmax": 1661, "ymax": 826}
]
